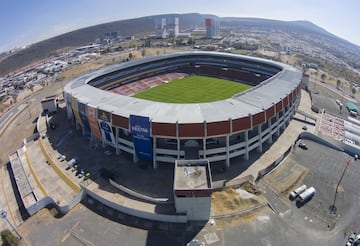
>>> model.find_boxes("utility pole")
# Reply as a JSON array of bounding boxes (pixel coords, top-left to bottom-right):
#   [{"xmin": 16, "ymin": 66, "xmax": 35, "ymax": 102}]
[{"xmin": 329, "ymin": 158, "xmax": 351, "ymax": 215}]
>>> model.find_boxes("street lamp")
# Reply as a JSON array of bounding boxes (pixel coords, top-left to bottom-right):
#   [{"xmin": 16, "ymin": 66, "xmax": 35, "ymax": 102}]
[
  {"xmin": 329, "ymin": 158, "xmax": 351, "ymax": 215},
  {"xmin": 0, "ymin": 209, "xmax": 22, "ymax": 240}
]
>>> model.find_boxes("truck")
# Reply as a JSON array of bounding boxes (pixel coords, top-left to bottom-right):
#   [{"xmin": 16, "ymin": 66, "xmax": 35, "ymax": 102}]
[
  {"xmin": 298, "ymin": 187, "xmax": 316, "ymax": 202},
  {"xmin": 289, "ymin": 184, "xmax": 307, "ymax": 200}
]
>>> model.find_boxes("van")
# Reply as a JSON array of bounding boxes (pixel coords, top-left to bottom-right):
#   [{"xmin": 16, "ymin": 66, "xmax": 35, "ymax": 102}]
[
  {"xmin": 289, "ymin": 184, "xmax": 307, "ymax": 200},
  {"xmin": 298, "ymin": 187, "xmax": 316, "ymax": 202}
]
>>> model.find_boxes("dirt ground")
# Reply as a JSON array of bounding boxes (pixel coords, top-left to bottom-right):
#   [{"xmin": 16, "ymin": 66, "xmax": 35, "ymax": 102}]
[
  {"xmin": 211, "ymin": 184, "xmax": 266, "ymax": 217},
  {"xmin": 262, "ymin": 158, "xmax": 308, "ymax": 197}
]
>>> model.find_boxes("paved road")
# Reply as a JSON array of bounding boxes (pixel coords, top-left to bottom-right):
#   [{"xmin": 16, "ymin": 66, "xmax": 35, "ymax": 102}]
[{"xmin": 17, "ymin": 204, "xmax": 187, "ymax": 246}]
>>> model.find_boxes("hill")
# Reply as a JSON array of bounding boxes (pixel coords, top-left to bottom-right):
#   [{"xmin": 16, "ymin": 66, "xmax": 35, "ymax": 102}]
[
  {"xmin": 0, "ymin": 13, "xmax": 207, "ymax": 76},
  {"xmin": 1, "ymin": 13, "xmax": 360, "ymax": 76}
]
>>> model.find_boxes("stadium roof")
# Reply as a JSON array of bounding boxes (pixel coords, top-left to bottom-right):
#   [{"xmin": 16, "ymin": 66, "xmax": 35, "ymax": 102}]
[{"xmin": 64, "ymin": 51, "xmax": 302, "ymax": 124}]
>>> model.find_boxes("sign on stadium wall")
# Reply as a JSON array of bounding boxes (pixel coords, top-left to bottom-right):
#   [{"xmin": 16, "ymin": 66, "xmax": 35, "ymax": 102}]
[
  {"xmin": 71, "ymin": 96, "xmax": 82, "ymax": 126},
  {"xmin": 64, "ymin": 93, "xmax": 73, "ymax": 120},
  {"xmin": 78, "ymin": 101, "xmax": 91, "ymax": 137},
  {"xmin": 86, "ymin": 104, "xmax": 102, "ymax": 141},
  {"xmin": 97, "ymin": 119, "xmax": 116, "ymax": 147},
  {"xmin": 97, "ymin": 109, "xmax": 111, "ymax": 122},
  {"xmin": 129, "ymin": 115, "xmax": 152, "ymax": 161}
]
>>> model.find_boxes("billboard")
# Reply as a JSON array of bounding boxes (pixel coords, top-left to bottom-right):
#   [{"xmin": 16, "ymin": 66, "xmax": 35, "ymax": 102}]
[
  {"xmin": 86, "ymin": 104, "xmax": 102, "ymax": 141},
  {"xmin": 130, "ymin": 115, "xmax": 152, "ymax": 160},
  {"xmin": 71, "ymin": 96, "xmax": 82, "ymax": 126},
  {"xmin": 64, "ymin": 92, "xmax": 73, "ymax": 120},
  {"xmin": 78, "ymin": 102, "xmax": 91, "ymax": 137},
  {"xmin": 97, "ymin": 108, "xmax": 116, "ymax": 147},
  {"xmin": 97, "ymin": 119, "xmax": 116, "ymax": 147}
]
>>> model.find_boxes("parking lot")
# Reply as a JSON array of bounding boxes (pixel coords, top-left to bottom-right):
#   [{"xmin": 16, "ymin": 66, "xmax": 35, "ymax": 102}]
[{"xmin": 259, "ymin": 138, "xmax": 360, "ymax": 244}]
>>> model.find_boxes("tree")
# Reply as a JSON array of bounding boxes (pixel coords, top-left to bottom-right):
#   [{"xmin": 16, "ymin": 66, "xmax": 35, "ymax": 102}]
[
  {"xmin": 320, "ymin": 73, "xmax": 326, "ymax": 82},
  {"xmin": 187, "ymin": 37, "xmax": 194, "ymax": 46},
  {"xmin": 12, "ymin": 94, "xmax": 17, "ymax": 104},
  {"xmin": 352, "ymin": 86, "xmax": 357, "ymax": 97},
  {"xmin": 144, "ymin": 39, "xmax": 151, "ymax": 48},
  {"xmin": 141, "ymin": 49, "xmax": 146, "ymax": 58},
  {"xmin": 1, "ymin": 229, "xmax": 20, "ymax": 246},
  {"xmin": 29, "ymin": 83, "xmax": 34, "ymax": 92},
  {"xmin": 156, "ymin": 50, "xmax": 160, "ymax": 56},
  {"xmin": 128, "ymin": 53, "xmax": 133, "ymax": 60},
  {"xmin": 336, "ymin": 79, "xmax": 341, "ymax": 89}
]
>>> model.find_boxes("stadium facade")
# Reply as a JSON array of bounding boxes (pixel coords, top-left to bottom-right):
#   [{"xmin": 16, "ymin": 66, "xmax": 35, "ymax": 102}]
[{"xmin": 64, "ymin": 51, "xmax": 302, "ymax": 168}]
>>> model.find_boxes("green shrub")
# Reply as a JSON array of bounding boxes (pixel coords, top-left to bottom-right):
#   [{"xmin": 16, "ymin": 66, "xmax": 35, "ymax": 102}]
[{"xmin": 1, "ymin": 229, "xmax": 20, "ymax": 246}]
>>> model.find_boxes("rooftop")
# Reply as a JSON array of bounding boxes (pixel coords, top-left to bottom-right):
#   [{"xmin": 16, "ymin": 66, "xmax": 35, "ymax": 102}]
[{"xmin": 174, "ymin": 159, "xmax": 212, "ymax": 191}]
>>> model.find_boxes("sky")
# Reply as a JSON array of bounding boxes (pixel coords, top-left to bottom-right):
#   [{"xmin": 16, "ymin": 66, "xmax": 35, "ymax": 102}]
[{"xmin": 1, "ymin": 0, "xmax": 360, "ymax": 53}]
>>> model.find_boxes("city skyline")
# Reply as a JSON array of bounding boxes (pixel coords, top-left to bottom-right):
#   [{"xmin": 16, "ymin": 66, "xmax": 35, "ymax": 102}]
[{"xmin": 1, "ymin": 0, "xmax": 359, "ymax": 53}]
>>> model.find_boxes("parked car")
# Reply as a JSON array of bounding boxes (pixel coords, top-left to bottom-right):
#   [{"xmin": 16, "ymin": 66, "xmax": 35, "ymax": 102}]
[
  {"xmin": 84, "ymin": 172, "xmax": 91, "ymax": 180},
  {"xmin": 71, "ymin": 164, "xmax": 79, "ymax": 172},
  {"xmin": 298, "ymin": 187, "xmax": 316, "ymax": 202},
  {"xmin": 289, "ymin": 184, "xmax": 307, "ymax": 200},
  {"xmin": 58, "ymin": 155, "xmax": 66, "ymax": 162},
  {"xmin": 298, "ymin": 142, "xmax": 308, "ymax": 150},
  {"xmin": 78, "ymin": 169, "xmax": 86, "ymax": 178},
  {"xmin": 346, "ymin": 233, "xmax": 356, "ymax": 246}
]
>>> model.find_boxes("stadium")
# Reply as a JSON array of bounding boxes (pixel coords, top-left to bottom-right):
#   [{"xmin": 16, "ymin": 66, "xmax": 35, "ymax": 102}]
[{"xmin": 63, "ymin": 51, "xmax": 303, "ymax": 168}]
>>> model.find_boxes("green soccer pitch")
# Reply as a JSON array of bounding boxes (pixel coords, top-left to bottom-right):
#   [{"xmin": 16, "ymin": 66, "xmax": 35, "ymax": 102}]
[{"xmin": 133, "ymin": 75, "xmax": 252, "ymax": 103}]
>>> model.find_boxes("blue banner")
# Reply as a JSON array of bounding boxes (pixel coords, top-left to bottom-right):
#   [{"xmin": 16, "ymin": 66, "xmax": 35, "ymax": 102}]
[
  {"xmin": 98, "ymin": 119, "xmax": 116, "ymax": 147},
  {"xmin": 130, "ymin": 115, "xmax": 152, "ymax": 161}
]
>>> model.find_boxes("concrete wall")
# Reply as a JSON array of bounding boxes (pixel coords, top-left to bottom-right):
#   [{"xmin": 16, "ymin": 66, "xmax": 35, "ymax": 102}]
[
  {"xmin": 109, "ymin": 179, "xmax": 173, "ymax": 204},
  {"xmin": 27, "ymin": 189, "xmax": 84, "ymax": 216},
  {"xmin": 82, "ymin": 185, "xmax": 187, "ymax": 223},
  {"xmin": 41, "ymin": 100, "xmax": 57, "ymax": 113},
  {"xmin": 23, "ymin": 133, "xmax": 40, "ymax": 144}
]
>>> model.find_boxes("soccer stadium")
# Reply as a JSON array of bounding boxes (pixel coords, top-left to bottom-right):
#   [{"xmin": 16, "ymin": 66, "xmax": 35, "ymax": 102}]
[{"xmin": 63, "ymin": 51, "xmax": 303, "ymax": 168}]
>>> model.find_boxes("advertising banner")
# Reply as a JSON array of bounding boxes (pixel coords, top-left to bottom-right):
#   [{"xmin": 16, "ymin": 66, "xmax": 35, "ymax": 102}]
[
  {"xmin": 98, "ymin": 119, "xmax": 116, "ymax": 147},
  {"xmin": 78, "ymin": 102, "xmax": 91, "ymax": 137},
  {"xmin": 64, "ymin": 92, "xmax": 73, "ymax": 120},
  {"xmin": 130, "ymin": 115, "xmax": 152, "ymax": 160},
  {"xmin": 71, "ymin": 96, "xmax": 82, "ymax": 126},
  {"xmin": 97, "ymin": 109, "xmax": 115, "ymax": 147},
  {"xmin": 97, "ymin": 109, "xmax": 111, "ymax": 122},
  {"xmin": 86, "ymin": 104, "xmax": 102, "ymax": 141}
]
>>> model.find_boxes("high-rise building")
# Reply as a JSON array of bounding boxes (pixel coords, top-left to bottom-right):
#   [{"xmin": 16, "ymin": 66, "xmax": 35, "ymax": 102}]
[
  {"xmin": 205, "ymin": 18, "xmax": 220, "ymax": 38},
  {"xmin": 161, "ymin": 18, "xmax": 168, "ymax": 38},
  {"xmin": 174, "ymin": 17, "xmax": 179, "ymax": 37}
]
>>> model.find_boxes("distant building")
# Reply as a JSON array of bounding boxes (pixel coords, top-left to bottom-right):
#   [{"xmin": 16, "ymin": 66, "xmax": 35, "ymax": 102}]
[
  {"xmin": 174, "ymin": 17, "xmax": 179, "ymax": 37},
  {"xmin": 161, "ymin": 18, "xmax": 168, "ymax": 38},
  {"xmin": 205, "ymin": 18, "xmax": 220, "ymax": 39},
  {"xmin": 154, "ymin": 17, "xmax": 190, "ymax": 38}
]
